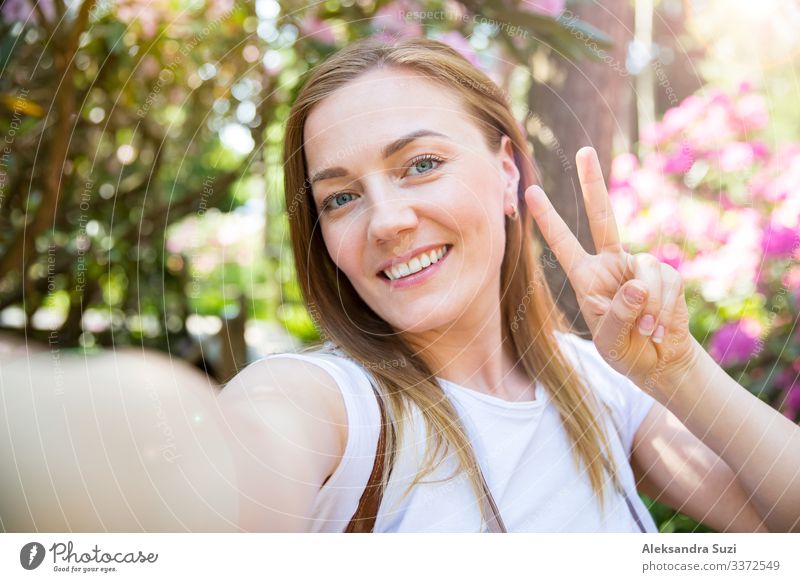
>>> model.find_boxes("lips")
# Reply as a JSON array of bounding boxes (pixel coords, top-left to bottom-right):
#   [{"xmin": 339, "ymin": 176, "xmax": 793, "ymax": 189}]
[
  {"xmin": 377, "ymin": 244, "xmax": 451, "ymax": 280},
  {"xmin": 375, "ymin": 243, "xmax": 451, "ymax": 277},
  {"xmin": 380, "ymin": 243, "xmax": 452, "ymax": 288}
]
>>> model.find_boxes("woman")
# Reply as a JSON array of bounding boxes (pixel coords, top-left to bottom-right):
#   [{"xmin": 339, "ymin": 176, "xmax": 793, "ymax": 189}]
[{"xmin": 219, "ymin": 36, "xmax": 800, "ymax": 533}]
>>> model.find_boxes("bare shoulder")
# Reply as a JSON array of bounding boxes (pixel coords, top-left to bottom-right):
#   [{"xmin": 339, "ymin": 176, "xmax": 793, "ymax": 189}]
[{"xmin": 219, "ymin": 354, "xmax": 349, "ymax": 482}]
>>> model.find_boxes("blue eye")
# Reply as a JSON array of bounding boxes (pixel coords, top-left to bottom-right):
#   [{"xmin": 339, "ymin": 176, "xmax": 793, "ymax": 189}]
[
  {"xmin": 407, "ymin": 154, "xmax": 444, "ymax": 176},
  {"xmin": 322, "ymin": 192, "xmax": 355, "ymax": 211}
]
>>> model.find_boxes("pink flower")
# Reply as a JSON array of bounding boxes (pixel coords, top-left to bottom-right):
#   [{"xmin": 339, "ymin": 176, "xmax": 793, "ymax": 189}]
[
  {"xmin": 748, "ymin": 144, "xmax": 800, "ymax": 202},
  {"xmin": 299, "ymin": 15, "xmax": 336, "ymax": 45},
  {"xmin": 762, "ymin": 222, "xmax": 800, "ymax": 257},
  {"xmin": 782, "ymin": 266, "xmax": 800, "ymax": 291},
  {"xmin": 662, "ymin": 142, "xmax": 695, "ymax": 174},
  {"xmin": 372, "ymin": 1, "xmax": 423, "ymax": 39},
  {"xmin": 435, "ymin": 31, "xmax": 480, "ymax": 68},
  {"xmin": 688, "ymin": 99, "xmax": 735, "ymax": 148},
  {"xmin": 640, "ymin": 122, "xmax": 667, "ymax": 146},
  {"xmin": 659, "ymin": 95, "xmax": 705, "ymax": 138},
  {"xmin": 608, "ymin": 186, "xmax": 640, "ymax": 227},
  {"xmin": 609, "ymin": 153, "xmax": 639, "ymax": 188},
  {"xmin": 520, "ymin": 0, "xmax": 566, "ymax": 17},
  {"xmin": 782, "ymin": 382, "xmax": 800, "ymax": 420},
  {"xmin": 717, "ymin": 142, "xmax": 754, "ymax": 172},
  {"xmin": 0, "ymin": 0, "xmax": 55, "ymax": 24},
  {"xmin": 653, "ymin": 243, "xmax": 684, "ymax": 269},
  {"xmin": 208, "ymin": 0, "xmax": 236, "ymax": 20},
  {"xmin": 650, "ymin": 197, "xmax": 682, "ymax": 236},
  {"xmin": 734, "ymin": 94, "xmax": 769, "ymax": 133},
  {"xmin": 749, "ymin": 140, "xmax": 770, "ymax": 159},
  {"xmin": 709, "ymin": 318, "xmax": 764, "ymax": 367}
]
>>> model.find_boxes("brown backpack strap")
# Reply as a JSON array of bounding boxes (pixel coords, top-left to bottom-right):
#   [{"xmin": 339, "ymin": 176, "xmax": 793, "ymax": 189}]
[
  {"xmin": 345, "ymin": 377, "xmax": 507, "ymax": 533},
  {"xmin": 344, "ymin": 386, "xmax": 390, "ymax": 532},
  {"xmin": 476, "ymin": 461, "xmax": 507, "ymax": 533}
]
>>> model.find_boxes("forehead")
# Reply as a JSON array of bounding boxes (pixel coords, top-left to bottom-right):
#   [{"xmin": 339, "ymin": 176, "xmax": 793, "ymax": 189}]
[{"xmin": 303, "ymin": 67, "xmax": 480, "ymax": 167}]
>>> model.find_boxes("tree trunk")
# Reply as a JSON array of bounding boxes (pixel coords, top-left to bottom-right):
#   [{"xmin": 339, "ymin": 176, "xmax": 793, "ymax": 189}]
[{"xmin": 529, "ymin": 1, "xmax": 635, "ymax": 337}]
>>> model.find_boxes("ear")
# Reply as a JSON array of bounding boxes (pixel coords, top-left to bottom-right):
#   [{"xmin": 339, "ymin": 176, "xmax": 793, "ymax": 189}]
[{"xmin": 499, "ymin": 135, "xmax": 521, "ymax": 209}]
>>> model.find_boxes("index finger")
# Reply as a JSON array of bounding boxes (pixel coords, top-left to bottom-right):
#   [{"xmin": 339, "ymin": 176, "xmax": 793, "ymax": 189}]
[
  {"xmin": 576, "ymin": 146, "xmax": 623, "ymax": 254},
  {"xmin": 525, "ymin": 184, "xmax": 588, "ymax": 271}
]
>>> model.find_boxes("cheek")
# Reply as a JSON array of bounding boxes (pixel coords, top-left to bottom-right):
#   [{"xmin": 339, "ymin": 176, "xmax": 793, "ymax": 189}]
[
  {"xmin": 448, "ymin": 172, "xmax": 505, "ymax": 243},
  {"xmin": 321, "ymin": 221, "xmax": 364, "ymax": 278}
]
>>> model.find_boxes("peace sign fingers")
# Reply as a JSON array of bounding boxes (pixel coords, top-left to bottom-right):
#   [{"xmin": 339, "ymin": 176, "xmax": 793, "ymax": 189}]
[
  {"xmin": 576, "ymin": 146, "xmax": 624, "ymax": 254},
  {"xmin": 525, "ymin": 183, "xmax": 589, "ymax": 273}
]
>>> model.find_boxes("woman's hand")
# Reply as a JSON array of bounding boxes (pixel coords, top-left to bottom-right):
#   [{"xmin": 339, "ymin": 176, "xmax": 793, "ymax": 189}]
[{"xmin": 525, "ymin": 146, "xmax": 700, "ymax": 393}]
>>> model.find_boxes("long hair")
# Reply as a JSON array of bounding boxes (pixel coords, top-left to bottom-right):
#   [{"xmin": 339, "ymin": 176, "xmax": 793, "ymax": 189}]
[{"xmin": 282, "ymin": 36, "xmax": 622, "ymax": 528}]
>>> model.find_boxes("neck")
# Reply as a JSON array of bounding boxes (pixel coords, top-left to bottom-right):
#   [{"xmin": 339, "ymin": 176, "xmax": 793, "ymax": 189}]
[{"xmin": 401, "ymin": 297, "xmax": 528, "ymax": 399}]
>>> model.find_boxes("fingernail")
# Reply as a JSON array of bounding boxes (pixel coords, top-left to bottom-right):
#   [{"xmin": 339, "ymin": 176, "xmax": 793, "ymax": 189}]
[
  {"xmin": 624, "ymin": 285, "xmax": 645, "ymax": 304},
  {"xmin": 638, "ymin": 314, "xmax": 655, "ymax": 336},
  {"xmin": 652, "ymin": 325, "xmax": 665, "ymax": 344}
]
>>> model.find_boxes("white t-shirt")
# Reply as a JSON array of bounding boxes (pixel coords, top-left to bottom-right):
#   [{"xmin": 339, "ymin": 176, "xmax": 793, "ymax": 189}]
[{"xmin": 263, "ymin": 331, "xmax": 659, "ymax": 533}]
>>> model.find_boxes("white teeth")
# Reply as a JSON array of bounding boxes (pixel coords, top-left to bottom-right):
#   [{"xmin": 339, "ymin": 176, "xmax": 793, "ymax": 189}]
[{"xmin": 382, "ymin": 245, "xmax": 449, "ymax": 280}]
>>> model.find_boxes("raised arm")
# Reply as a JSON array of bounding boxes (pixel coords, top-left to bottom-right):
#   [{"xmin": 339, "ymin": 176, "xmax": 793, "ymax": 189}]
[
  {"xmin": 217, "ymin": 356, "xmax": 348, "ymax": 532},
  {"xmin": 639, "ymin": 337, "xmax": 800, "ymax": 532}
]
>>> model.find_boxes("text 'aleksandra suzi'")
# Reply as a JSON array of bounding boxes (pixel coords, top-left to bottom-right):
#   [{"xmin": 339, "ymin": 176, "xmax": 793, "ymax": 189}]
[{"xmin": 642, "ymin": 543, "xmax": 737, "ymax": 554}]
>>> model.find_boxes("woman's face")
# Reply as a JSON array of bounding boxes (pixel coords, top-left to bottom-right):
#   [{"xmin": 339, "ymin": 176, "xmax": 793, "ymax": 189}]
[{"xmin": 303, "ymin": 67, "xmax": 520, "ymax": 335}]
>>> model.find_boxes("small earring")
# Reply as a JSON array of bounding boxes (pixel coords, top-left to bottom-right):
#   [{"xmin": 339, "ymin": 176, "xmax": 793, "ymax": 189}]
[{"xmin": 508, "ymin": 205, "xmax": 519, "ymax": 221}]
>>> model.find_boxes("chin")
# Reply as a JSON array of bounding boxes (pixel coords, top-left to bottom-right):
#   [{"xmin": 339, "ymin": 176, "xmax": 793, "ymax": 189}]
[{"xmin": 380, "ymin": 308, "xmax": 455, "ymax": 335}]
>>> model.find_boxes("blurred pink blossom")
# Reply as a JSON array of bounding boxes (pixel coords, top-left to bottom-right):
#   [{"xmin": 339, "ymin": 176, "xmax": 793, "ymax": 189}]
[
  {"xmin": 762, "ymin": 221, "xmax": 800, "ymax": 257},
  {"xmin": 749, "ymin": 144, "xmax": 800, "ymax": 202},
  {"xmin": 608, "ymin": 187, "xmax": 640, "ymax": 227},
  {"xmin": 687, "ymin": 100, "xmax": 735, "ymax": 149},
  {"xmin": 0, "ymin": 0, "xmax": 55, "ymax": 23},
  {"xmin": 782, "ymin": 382, "xmax": 800, "ymax": 420},
  {"xmin": 299, "ymin": 15, "xmax": 336, "ymax": 45},
  {"xmin": 678, "ymin": 200, "xmax": 720, "ymax": 243},
  {"xmin": 734, "ymin": 94, "xmax": 769, "ymax": 133},
  {"xmin": 709, "ymin": 318, "xmax": 764, "ymax": 366},
  {"xmin": 655, "ymin": 95, "xmax": 706, "ymax": 142},
  {"xmin": 519, "ymin": 0, "xmax": 566, "ymax": 17},
  {"xmin": 629, "ymin": 166, "xmax": 670, "ymax": 203},
  {"xmin": 783, "ymin": 266, "xmax": 800, "ymax": 308},
  {"xmin": 749, "ymin": 140, "xmax": 770, "ymax": 159},
  {"xmin": 663, "ymin": 142, "xmax": 695, "ymax": 174},
  {"xmin": 653, "ymin": 243, "xmax": 684, "ymax": 269},
  {"xmin": 716, "ymin": 142, "xmax": 754, "ymax": 172},
  {"xmin": 782, "ymin": 266, "xmax": 800, "ymax": 291},
  {"xmin": 609, "ymin": 153, "xmax": 639, "ymax": 188},
  {"xmin": 640, "ymin": 122, "xmax": 666, "ymax": 146},
  {"xmin": 373, "ymin": 0, "xmax": 423, "ymax": 40},
  {"xmin": 208, "ymin": 0, "xmax": 236, "ymax": 20},
  {"xmin": 116, "ymin": 1, "xmax": 167, "ymax": 39},
  {"xmin": 436, "ymin": 31, "xmax": 481, "ymax": 68}
]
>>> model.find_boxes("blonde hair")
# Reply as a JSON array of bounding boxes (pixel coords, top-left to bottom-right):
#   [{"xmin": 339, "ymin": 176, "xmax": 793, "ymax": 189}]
[{"xmin": 282, "ymin": 36, "xmax": 622, "ymax": 528}]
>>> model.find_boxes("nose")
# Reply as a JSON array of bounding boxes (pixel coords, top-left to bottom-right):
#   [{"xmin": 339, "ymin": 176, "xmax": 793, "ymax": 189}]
[{"xmin": 366, "ymin": 187, "xmax": 420, "ymax": 245}]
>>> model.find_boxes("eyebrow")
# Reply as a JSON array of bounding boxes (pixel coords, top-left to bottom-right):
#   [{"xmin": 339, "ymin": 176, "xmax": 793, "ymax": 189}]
[{"xmin": 308, "ymin": 129, "xmax": 450, "ymax": 186}]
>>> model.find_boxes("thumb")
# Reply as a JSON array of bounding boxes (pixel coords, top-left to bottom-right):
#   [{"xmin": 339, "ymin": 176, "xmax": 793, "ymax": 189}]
[{"xmin": 593, "ymin": 280, "xmax": 649, "ymax": 358}]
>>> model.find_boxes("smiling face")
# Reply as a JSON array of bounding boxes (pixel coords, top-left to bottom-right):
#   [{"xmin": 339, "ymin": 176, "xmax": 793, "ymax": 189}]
[{"xmin": 303, "ymin": 66, "xmax": 520, "ymax": 335}]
